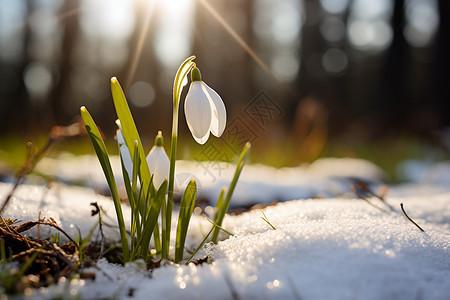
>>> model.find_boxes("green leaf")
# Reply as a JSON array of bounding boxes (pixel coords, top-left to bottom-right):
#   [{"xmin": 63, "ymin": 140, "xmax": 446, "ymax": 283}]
[
  {"xmin": 211, "ymin": 142, "xmax": 251, "ymax": 243},
  {"xmin": 111, "ymin": 78, "xmax": 151, "ymax": 193},
  {"xmin": 185, "ymin": 226, "xmax": 214, "ymax": 265},
  {"xmin": 153, "ymin": 222, "xmax": 161, "ymax": 254},
  {"xmin": 4, "ymin": 250, "xmax": 39, "ymax": 290},
  {"xmin": 130, "ymin": 180, "xmax": 167, "ymax": 260},
  {"xmin": 131, "ymin": 140, "xmax": 140, "ymax": 202},
  {"xmin": 121, "ymin": 155, "xmax": 138, "ymax": 246},
  {"xmin": 184, "ymin": 217, "xmax": 233, "ymax": 265},
  {"xmin": 80, "ymin": 106, "xmax": 130, "ymax": 261},
  {"xmin": 213, "ymin": 187, "xmax": 226, "ymax": 222},
  {"xmin": 261, "ymin": 210, "xmax": 276, "ymax": 230},
  {"xmin": 174, "ymin": 180, "xmax": 197, "ymax": 263},
  {"xmin": 79, "ymin": 222, "xmax": 99, "ymax": 262},
  {"xmin": 205, "ymin": 217, "xmax": 234, "ymax": 236}
]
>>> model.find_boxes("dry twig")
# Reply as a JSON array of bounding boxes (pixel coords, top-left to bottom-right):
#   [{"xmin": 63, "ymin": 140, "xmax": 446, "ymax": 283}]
[
  {"xmin": 0, "ymin": 120, "xmax": 84, "ymax": 215},
  {"xmin": 400, "ymin": 203, "xmax": 425, "ymax": 232}
]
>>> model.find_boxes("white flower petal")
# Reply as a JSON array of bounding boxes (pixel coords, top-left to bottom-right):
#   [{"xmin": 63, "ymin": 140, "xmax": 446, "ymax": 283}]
[
  {"xmin": 117, "ymin": 130, "xmax": 133, "ymax": 180},
  {"xmin": 116, "ymin": 128, "xmax": 125, "ymax": 145},
  {"xmin": 184, "ymin": 82, "xmax": 212, "ymax": 142},
  {"xmin": 193, "ymin": 129, "xmax": 210, "ymax": 145},
  {"xmin": 201, "ymin": 82, "xmax": 226, "ymax": 137},
  {"xmin": 146, "ymin": 146, "xmax": 170, "ymax": 188},
  {"xmin": 115, "ymin": 119, "xmax": 123, "ymax": 131}
]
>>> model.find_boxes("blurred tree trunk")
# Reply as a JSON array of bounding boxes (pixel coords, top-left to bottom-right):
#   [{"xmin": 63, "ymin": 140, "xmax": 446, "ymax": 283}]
[
  {"xmin": 296, "ymin": 0, "xmax": 349, "ymax": 136},
  {"xmin": 380, "ymin": 0, "xmax": 406, "ymax": 130},
  {"xmin": 297, "ymin": 0, "xmax": 323, "ymax": 101},
  {"xmin": 0, "ymin": 0, "xmax": 32, "ymax": 136},
  {"xmin": 435, "ymin": 0, "xmax": 450, "ymax": 125}
]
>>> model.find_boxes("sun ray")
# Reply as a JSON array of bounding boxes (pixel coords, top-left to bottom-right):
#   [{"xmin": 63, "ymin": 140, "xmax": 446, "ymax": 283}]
[
  {"xmin": 197, "ymin": 0, "xmax": 280, "ymax": 83},
  {"xmin": 125, "ymin": 0, "xmax": 157, "ymax": 91},
  {"xmin": 57, "ymin": 6, "xmax": 82, "ymax": 22}
]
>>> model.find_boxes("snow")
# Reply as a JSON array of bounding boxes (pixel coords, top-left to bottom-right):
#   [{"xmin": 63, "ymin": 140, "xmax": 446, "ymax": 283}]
[
  {"xmin": 34, "ymin": 154, "xmax": 388, "ymax": 206},
  {"xmin": 1, "ymin": 156, "xmax": 450, "ymax": 299},
  {"xmin": 397, "ymin": 159, "xmax": 450, "ymax": 186},
  {"xmin": 0, "ymin": 183, "xmax": 131, "ymax": 243}
]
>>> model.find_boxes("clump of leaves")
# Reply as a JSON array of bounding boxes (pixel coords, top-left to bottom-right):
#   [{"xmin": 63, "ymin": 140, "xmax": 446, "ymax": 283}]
[{"xmin": 82, "ymin": 56, "xmax": 250, "ymax": 264}]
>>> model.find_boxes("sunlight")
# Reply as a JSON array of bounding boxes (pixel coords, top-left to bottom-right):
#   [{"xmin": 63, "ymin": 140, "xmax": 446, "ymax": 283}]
[
  {"xmin": 77, "ymin": 0, "xmax": 135, "ymax": 74},
  {"xmin": 124, "ymin": 0, "xmax": 194, "ymax": 90},
  {"xmin": 405, "ymin": 0, "xmax": 439, "ymax": 48},
  {"xmin": 0, "ymin": 0, "xmax": 27, "ymax": 61},
  {"xmin": 320, "ymin": 0, "xmax": 350, "ymax": 15},
  {"xmin": 153, "ymin": 0, "xmax": 195, "ymax": 68},
  {"xmin": 348, "ymin": 19, "xmax": 392, "ymax": 51},
  {"xmin": 198, "ymin": 0, "xmax": 275, "ymax": 81},
  {"xmin": 79, "ymin": 0, "xmax": 135, "ymax": 41},
  {"xmin": 347, "ymin": 0, "xmax": 393, "ymax": 52},
  {"xmin": 253, "ymin": 0, "xmax": 302, "ymax": 83}
]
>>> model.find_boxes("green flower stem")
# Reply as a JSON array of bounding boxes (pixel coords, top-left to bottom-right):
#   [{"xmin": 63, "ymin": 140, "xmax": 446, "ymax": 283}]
[
  {"xmin": 163, "ymin": 56, "xmax": 196, "ymax": 259},
  {"xmin": 164, "ymin": 115, "xmax": 178, "ymax": 259}
]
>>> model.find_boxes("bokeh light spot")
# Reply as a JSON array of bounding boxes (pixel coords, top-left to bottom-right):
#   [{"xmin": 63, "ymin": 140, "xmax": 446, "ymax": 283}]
[
  {"xmin": 348, "ymin": 19, "xmax": 392, "ymax": 51},
  {"xmin": 405, "ymin": 0, "xmax": 439, "ymax": 48},
  {"xmin": 320, "ymin": 16, "xmax": 346, "ymax": 43},
  {"xmin": 319, "ymin": 0, "xmax": 350, "ymax": 15},
  {"xmin": 23, "ymin": 63, "xmax": 53, "ymax": 100},
  {"xmin": 271, "ymin": 53, "xmax": 299, "ymax": 82},
  {"xmin": 322, "ymin": 48, "xmax": 348, "ymax": 75},
  {"xmin": 129, "ymin": 81, "xmax": 155, "ymax": 108}
]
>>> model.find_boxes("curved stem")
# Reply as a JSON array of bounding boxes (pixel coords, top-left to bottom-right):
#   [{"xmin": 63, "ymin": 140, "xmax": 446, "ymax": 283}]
[{"xmin": 163, "ymin": 56, "xmax": 196, "ymax": 259}]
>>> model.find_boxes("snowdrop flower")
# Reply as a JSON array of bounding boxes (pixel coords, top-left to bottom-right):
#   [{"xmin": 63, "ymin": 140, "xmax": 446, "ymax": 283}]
[
  {"xmin": 184, "ymin": 67, "xmax": 226, "ymax": 144},
  {"xmin": 146, "ymin": 131, "xmax": 170, "ymax": 189},
  {"xmin": 116, "ymin": 128, "xmax": 133, "ymax": 180},
  {"xmin": 116, "ymin": 120, "xmax": 133, "ymax": 180}
]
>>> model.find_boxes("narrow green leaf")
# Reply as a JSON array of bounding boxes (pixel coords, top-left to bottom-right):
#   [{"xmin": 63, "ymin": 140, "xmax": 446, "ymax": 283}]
[
  {"xmin": 153, "ymin": 222, "xmax": 161, "ymax": 254},
  {"xmin": 261, "ymin": 210, "xmax": 276, "ymax": 230},
  {"xmin": 175, "ymin": 180, "xmax": 197, "ymax": 263},
  {"xmin": 120, "ymin": 155, "xmax": 139, "ymax": 246},
  {"xmin": 131, "ymin": 180, "xmax": 167, "ymax": 260},
  {"xmin": 79, "ymin": 222, "xmax": 99, "ymax": 257},
  {"xmin": 54, "ymin": 232, "xmax": 59, "ymax": 245},
  {"xmin": 205, "ymin": 218, "xmax": 234, "ymax": 236},
  {"xmin": 5, "ymin": 250, "xmax": 39, "ymax": 290},
  {"xmin": 80, "ymin": 106, "xmax": 129, "ymax": 261},
  {"xmin": 185, "ymin": 226, "xmax": 214, "ymax": 265},
  {"xmin": 213, "ymin": 187, "xmax": 226, "ymax": 222},
  {"xmin": 111, "ymin": 78, "xmax": 151, "ymax": 191},
  {"xmin": 211, "ymin": 142, "xmax": 251, "ymax": 243},
  {"xmin": 131, "ymin": 140, "xmax": 140, "ymax": 201},
  {"xmin": 182, "ymin": 217, "xmax": 233, "ymax": 265}
]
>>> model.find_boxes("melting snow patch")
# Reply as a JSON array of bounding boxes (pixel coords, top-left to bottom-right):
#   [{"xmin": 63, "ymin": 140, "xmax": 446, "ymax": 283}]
[{"xmin": 1, "ymin": 158, "xmax": 450, "ymax": 299}]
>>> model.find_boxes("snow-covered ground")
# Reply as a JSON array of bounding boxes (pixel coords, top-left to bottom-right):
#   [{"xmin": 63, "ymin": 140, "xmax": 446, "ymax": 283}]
[
  {"xmin": 1, "ymin": 156, "xmax": 450, "ymax": 299},
  {"xmin": 34, "ymin": 154, "xmax": 390, "ymax": 205}
]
